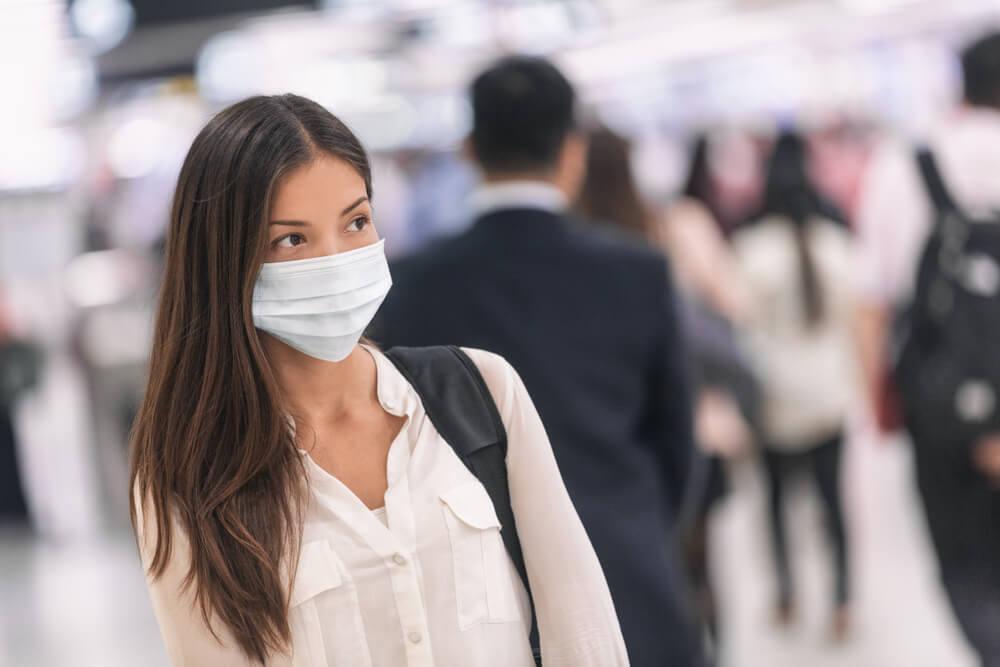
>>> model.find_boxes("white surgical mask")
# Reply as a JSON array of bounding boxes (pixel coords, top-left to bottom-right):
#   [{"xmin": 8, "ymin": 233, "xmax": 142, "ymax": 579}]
[{"xmin": 252, "ymin": 239, "xmax": 392, "ymax": 362}]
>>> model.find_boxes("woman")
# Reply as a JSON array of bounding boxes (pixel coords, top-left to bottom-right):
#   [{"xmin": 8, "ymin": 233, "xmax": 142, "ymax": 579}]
[
  {"xmin": 129, "ymin": 94, "xmax": 626, "ymax": 666},
  {"xmin": 661, "ymin": 133, "xmax": 750, "ymax": 324},
  {"xmin": 575, "ymin": 125, "xmax": 758, "ymax": 652},
  {"xmin": 731, "ymin": 131, "xmax": 857, "ymax": 640}
]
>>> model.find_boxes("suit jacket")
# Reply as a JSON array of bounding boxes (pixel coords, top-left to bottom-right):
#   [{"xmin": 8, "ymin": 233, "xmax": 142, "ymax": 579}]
[{"xmin": 370, "ymin": 207, "xmax": 702, "ymax": 667}]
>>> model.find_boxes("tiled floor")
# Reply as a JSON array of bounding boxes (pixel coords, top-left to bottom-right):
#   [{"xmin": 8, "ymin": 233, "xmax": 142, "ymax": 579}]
[
  {"xmin": 0, "ymin": 429, "xmax": 979, "ymax": 667},
  {"xmin": 711, "ymin": 429, "xmax": 977, "ymax": 667}
]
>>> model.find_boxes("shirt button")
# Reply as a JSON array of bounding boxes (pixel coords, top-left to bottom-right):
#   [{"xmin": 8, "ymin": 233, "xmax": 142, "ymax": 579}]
[
  {"xmin": 392, "ymin": 553, "xmax": 407, "ymax": 566},
  {"xmin": 408, "ymin": 631, "xmax": 423, "ymax": 644}
]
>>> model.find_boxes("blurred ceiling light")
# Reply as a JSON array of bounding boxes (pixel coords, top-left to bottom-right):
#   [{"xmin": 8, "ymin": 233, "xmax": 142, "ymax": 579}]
[
  {"xmin": 289, "ymin": 58, "xmax": 390, "ymax": 104},
  {"xmin": 0, "ymin": 1, "xmax": 97, "ymax": 128},
  {"xmin": 50, "ymin": 53, "xmax": 98, "ymax": 121},
  {"xmin": 0, "ymin": 128, "xmax": 84, "ymax": 192},
  {"xmin": 337, "ymin": 94, "xmax": 417, "ymax": 151},
  {"xmin": 196, "ymin": 31, "xmax": 265, "ymax": 103},
  {"xmin": 839, "ymin": 0, "xmax": 920, "ymax": 15},
  {"xmin": 561, "ymin": 12, "xmax": 789, "ymax": 87},
  {"xmin": 391, "ymin": 0, "xmax": 455, "ymax": 10},
  {"xmin": 429, "ymin": 4, "xmax": 491, "ymax": 48},
  {"xmin": 70, "ymin": 0, "xmax": 135, "ymax": 53},
  {"xmin": 107, "ymin": 118, "xmax": 168, "ymax": 179},
  {"xmin": 498, "ymin": 2, "xmax": 575, "ymax": 53},
  {"xmin": 321, "ymin": 0, "xmax": 386, "ymax": 12}
]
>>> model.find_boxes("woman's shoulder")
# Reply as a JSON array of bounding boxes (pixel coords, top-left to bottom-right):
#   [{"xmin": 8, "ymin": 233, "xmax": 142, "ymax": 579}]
[
  {"xmin": 665, "ymin": 195, "xmax": 713, "ymax": 223},
  {"xmin": 731, "ymin": 216, "xmax": 791, "ymax": 256},
  {"xmin": 459, "ymin": 348, "xmax": 525, "ymax": 417},
  {"xmin": 460, "ymin": 347, "xmax": 516, "ymax": 385}
]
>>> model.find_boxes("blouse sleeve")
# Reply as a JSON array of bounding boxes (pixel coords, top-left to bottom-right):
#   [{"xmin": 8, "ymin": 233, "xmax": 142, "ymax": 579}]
[
  {"xmin": 463, "ymin": 348, "xmax": 630, "ymax": 667},
  {"xmin": 133, "ymin": 487, "xmax": 268, "ymax": 666}
]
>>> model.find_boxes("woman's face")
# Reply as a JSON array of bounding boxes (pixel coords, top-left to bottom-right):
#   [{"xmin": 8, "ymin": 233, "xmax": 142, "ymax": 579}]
[{"xmin": 265, "ymin": 156, "xmax": 377, "ymax": 263}]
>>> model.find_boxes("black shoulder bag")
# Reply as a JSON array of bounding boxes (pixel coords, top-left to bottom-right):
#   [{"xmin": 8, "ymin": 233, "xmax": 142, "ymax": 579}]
[{"xmin": 383, "ymin": 345, "xmax": 541, "ymax": 665}]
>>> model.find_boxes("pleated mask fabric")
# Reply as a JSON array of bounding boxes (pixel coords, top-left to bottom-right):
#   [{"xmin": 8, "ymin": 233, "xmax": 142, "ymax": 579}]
[{"xmin": 252, "ymin": 239, "xmax": 392, "ymax": 362}]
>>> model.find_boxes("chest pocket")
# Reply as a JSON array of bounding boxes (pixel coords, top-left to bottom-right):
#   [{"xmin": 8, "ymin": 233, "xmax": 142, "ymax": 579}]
[
  {"xmin": 289, "ymin": 540, "xmax": 372, "ymax": 667},
  {"xmin": 440, "ymin": 480, "xmax": 522, "ymax": 629}
]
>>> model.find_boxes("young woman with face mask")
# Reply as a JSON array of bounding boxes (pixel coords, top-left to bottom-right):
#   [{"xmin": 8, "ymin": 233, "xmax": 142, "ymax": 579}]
[{"xmin": 128, "ymin": 94, "xmax": 626, "ymax": 667}]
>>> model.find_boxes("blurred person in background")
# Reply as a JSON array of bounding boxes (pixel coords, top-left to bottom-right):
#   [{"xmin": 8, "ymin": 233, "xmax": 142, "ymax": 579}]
[
  {"xmin": 672, "ymin": 135, "xmax": 731, "ymax": 237},
  {"xmin": 575, "ymin": 125, "xmax": 760, "ymax": 659},
  {"xmin": 857, "ymin": 30, "xmax": 1000, "ymax": 666},
  {"xmin": 682, "ymin": 130, "xmax": 768, "ymax": 238},
  {"xmin": 372, "ymin": 57, "xmax": 704, "ymax": 667},
  {"xmin": 660, "ymin": 132, "xmax": 752, "ymax": 325},
  {"xmin": 732, "ymin": 131, "xmax": 856, "ymax": 640},
  {"xmin": 0, "ymin": 288, "xmax": 42, "ymax": 526},
  {"xmin": 130, "ymin": 94, "xmax": 627, "ymax": 667}
]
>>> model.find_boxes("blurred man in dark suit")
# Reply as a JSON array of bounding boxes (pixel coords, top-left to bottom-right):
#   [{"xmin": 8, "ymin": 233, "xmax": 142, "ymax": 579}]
[{"xmin": 371, "ymin": 56, "xmax": 703, "ymax": 667}]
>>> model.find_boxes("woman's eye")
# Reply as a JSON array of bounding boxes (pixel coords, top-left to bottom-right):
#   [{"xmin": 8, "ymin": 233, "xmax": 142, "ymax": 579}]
[
  {"xmin": 275, "ymin": 233, "xmax": 306, "ymax": 248},
  {"xmin": 347, "ymin": 216, "xmax": 370, "ymax": 233}
]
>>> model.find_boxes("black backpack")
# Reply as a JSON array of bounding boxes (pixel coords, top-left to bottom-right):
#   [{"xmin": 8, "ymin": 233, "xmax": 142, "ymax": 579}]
[
  {"xmin": 383, "ymin": 346, "xmax": 541, "ymax": 665},
  {"xmin": 893, "ymin": 149, "xmax": 1000, "ymax": 446}
]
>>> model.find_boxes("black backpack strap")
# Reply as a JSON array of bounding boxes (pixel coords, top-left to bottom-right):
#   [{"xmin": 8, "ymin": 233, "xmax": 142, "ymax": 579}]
[
  {"xmin": 383, "ymin": 345, "xmax": 541, "ymax": 665},
  {"xmin": 916, "ymin": 147, "xmax": 960, "ymax": 216}
]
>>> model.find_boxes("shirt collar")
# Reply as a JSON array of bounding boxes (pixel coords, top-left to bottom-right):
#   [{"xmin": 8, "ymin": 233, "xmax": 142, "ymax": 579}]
[
  {"xmin": 468, "ymin": 180, "xmax": 568, "ymax": 217},
  {"xmin": 362, "ymin": 344, "xmax": 418, "ymax": 418}
]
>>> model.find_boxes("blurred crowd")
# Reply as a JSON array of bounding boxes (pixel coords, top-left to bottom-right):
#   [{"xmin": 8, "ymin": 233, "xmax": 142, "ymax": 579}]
[{"xmin": 4, "ymin": 1, "xmax": 1000, "ymax": 666}]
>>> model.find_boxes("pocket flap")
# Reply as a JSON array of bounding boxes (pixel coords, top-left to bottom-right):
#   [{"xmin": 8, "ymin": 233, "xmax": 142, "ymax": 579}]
[
  {"xmin": 290, "ymin": 540, "xmax": 344, "ymax": 608},
  {"xmin": 440, "ymin": 480, "xmax": 502, "ymax": 530}
]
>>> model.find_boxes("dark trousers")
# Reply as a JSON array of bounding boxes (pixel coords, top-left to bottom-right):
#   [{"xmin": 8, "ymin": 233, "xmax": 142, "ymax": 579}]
[
  {"xmin": 0, "ymin": 402, "xmax": 28, "ymax": 521},
  {"xmin": 762, "ymin": 432, "xmax": 849, "ymax": 608},
  {"xmin": 910, "ymin": 431, "xmax": 1000, "ymax": 667}
]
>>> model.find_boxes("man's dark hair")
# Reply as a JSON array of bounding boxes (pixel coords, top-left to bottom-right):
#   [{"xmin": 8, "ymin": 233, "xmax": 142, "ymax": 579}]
[
  {"xmin": 469, "ymin": 55, "xmax": 576, "ymax": 173},
  {"xmin": 962, "ymin": 31, "xmax": 1000, "ymax": 108}
]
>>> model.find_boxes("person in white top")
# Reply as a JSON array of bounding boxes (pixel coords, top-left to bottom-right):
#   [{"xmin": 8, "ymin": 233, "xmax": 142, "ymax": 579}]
[
  {"xmin": 732, "ymin": 131, "xmax": 859, "ymax": 641},
  {"xmin": 129, "ymin": 94, "xmax": 627, "ymax": 667},
  {"xmin": 855, "ymin": 31, "xmax": 1000, "ymax": 666}
]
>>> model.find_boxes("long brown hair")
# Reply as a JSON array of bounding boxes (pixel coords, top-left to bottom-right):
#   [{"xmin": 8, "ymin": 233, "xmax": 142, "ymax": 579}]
[
  {"xmin": 575, "ymin": 124, "xmax": 655, "ymax": 240},
  {"xmin": 129, "ymin": 94, "xmax": 372, "ymax": 663},
  {"xmin": 753, "ymin": 131, "xmax": 845, "ymax": 328}
]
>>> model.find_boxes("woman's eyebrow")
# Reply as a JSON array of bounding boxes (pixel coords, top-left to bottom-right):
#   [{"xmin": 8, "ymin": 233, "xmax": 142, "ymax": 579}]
[
  {"xmin": 269, "ymin": 197, "xmax": 367, "ymax": 225},
  {"xmin": 341, "ymin": 196, "xmax": 368, "ymax": 215}
]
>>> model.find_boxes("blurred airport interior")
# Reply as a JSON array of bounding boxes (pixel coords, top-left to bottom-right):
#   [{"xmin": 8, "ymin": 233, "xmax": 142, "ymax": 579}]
[{"xmin": 2, "ymin": 0, "xmax": 1000, "ymax": 665}]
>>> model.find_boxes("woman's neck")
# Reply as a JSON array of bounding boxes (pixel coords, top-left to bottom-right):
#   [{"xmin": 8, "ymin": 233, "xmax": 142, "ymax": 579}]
[{"xmin": 264, "ymin": 338, "xmax": 377, "ymax": 431}]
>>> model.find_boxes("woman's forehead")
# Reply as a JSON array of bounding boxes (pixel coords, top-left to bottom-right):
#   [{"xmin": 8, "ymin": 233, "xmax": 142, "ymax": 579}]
[{"xmin": 271, "ymin": 156, "xmax": 367, "ymax": 221}]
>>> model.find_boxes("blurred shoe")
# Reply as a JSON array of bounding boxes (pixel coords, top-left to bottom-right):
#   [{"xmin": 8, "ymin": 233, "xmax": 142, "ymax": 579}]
[
  {"xmin": 775, "ymin": 599, "xmax": 796, "ymax": 627},
  {"xmin": 830, "ymin": 605, "xmax": 851, "ymax": 643}
]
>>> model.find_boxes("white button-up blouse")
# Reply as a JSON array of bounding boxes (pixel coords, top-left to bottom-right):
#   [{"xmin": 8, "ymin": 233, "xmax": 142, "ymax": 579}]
[{"xmin": 136, "ymin": 347, "xmax": 629, "ymax": 666}]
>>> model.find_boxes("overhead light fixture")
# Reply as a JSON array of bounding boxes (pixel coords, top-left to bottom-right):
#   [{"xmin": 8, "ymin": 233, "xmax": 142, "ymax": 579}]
[
  {"xmin": 70, "ymin": 0, "xmax": 135, "ymax": 53},
  {"xmin": 0, "ymin": 128, "xmax": 84, "ymax": 192},
  {"xmin": 839, "ymin": 0, "xmax": 920, "ymax": 16},
  {"xmin": 196, "ymin": 31, "xmax": 265, "ymax": 103}
]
